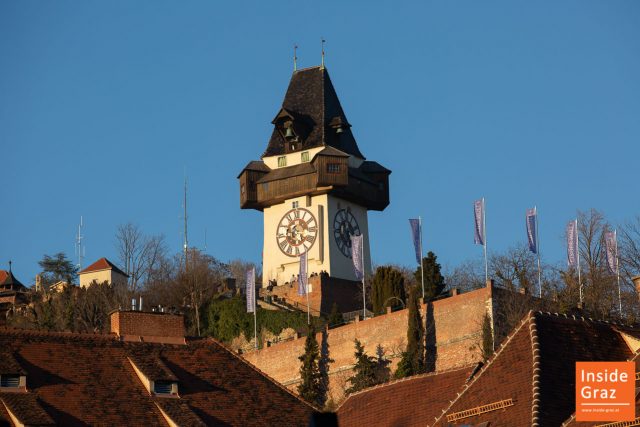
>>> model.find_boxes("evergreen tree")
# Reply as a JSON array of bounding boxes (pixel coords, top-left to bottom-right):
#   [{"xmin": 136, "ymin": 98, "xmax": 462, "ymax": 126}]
[
  {"xmin": 414, "ymin": 251, "xmax": 445, "ymax": 301},
  {"xmin": 481, "ymin": 312, "xmax": 494, "ymax": 361},
  {"xmin": 374, "ymin": 344, "xmax": 391, "ymax": 384},
  {"xmin": 371, "ymin": 266, "xmax": 406, "ymax": 315},
  {"xmin": 327, "ymin": 302, "xmax": 343, "ymax": 327},
  {"xmin": 346, "ymin": 339, "xmax": 378, "ymax": 395},
  {"xmin": 395, "ymin": 287, "xmax": 425, "ymax": 378},
  {"xmin": 38, "ymin": 252, "xmax": 78, "ymax": 285},
  {"xmin": 297, "ymin": 324, "xmax": 323, "ymax": 407}
]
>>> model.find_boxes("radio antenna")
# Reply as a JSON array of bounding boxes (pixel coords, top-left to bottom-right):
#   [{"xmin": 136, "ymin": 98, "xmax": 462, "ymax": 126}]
[
  {"xmin": 75, "ymin": 216, "xmax": 85, "ymax": 271},
  {"xmin": 183, "ymin": 172, "xmax": 189, "ymax": 261}
]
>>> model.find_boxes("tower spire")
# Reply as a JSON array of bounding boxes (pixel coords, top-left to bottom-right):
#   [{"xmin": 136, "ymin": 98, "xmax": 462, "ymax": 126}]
[
  {"xmin": 320, "ymin": 38, "xmax": 326, "ymax": 69},
  {"xmin": 293, "ymin": 44, "xmax": 298, "ymax": 72}
]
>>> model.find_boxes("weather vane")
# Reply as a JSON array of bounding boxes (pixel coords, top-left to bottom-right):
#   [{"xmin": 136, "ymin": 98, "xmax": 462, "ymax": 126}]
[
  {"xmin": 293, "ymin": 44, "xmax": 298, "ymax": 72},
  {"xmin": 321, "ymin": 38, "xmax": 326, "ymax": 69}
]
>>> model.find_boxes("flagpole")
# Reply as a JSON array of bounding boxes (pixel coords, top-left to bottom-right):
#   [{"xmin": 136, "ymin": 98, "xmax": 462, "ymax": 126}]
[
  {"xmin": 615, "ymin": 229, "xmax": 622, "ymax": 316},
  {"xmin": 419, "ymin": 216, "xmax": 425, "ymax": 300},
  {"xmin": 253, "ymin": 269, "xmax": 258, "ymax": 350},
  {"xmin": 575, "ymin": 219, "xmax": 583, "ymax": 304},
  {"xmin": 535, "ymin": 206, "xmax": 542, "ymax": 298},
  {"xmin": 306, "ymin": 251, "xmax": 310, "ymax": 325},
  {"xmin": 483, "ymin": 198, "xmax": 488, "ymax": 283},
  {"xmin": 362, "ymin": 245, "xmax": 366, "ymax": 320}
]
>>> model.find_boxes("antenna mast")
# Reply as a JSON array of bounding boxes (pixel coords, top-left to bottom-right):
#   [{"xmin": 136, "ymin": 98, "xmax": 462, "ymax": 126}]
[
  {"xmin": 75, "ymin": 216, "xmax": 85, "ymax": 271},
  {"xmin": 183, "ymin": 175, "xmax": 188, "ymax": 260}
]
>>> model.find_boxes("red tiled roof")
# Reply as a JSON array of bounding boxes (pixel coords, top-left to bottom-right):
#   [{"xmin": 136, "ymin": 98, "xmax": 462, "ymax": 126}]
[
  {"xmin": 433, "ymin": 312, "xmax": 639, "ymax": 426},
  {"xmin": 0, "ymin": 269, "xmax": 25, "ymax": 289},
  {"xmin": 79, "ymin": 257, "xmax": 128, "ymax": 277},
  {"xmin": 0, "ymin": 328, "xmax": 316, "ymax": 426},
  {"xmin": 0, "ymin": 393, "xmax": 55, "ymax": 426},
  {"xmin": 336, "ymin": 365, "xmax": 477, "ymax": 427}
]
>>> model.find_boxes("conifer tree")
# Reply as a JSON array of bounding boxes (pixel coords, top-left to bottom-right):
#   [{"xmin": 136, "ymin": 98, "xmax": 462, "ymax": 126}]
[
  {"xmin": 481, "ymin": 312, "xmax": 494, "ymax": 361},
  {"xmin": 297, "ymin": 324, "xmax": 323, "ymax": 406},
  {"xmin": 327, "ymin": 302, "xmax": 343, "ymax": 327},
  {"xmin": 346, "ymin": 339, "xmax": 378, "ymax": 395},
  {"xmin": 414, "ymin": 251, "xmax": 445, "ymax": 301},
  {"xmin": 395, "ymin": 286, "xmax": 425, "ymax": 378},
  {"xmin": 371, "ymin": 266, "xmax": 406, "ymax": 314}
]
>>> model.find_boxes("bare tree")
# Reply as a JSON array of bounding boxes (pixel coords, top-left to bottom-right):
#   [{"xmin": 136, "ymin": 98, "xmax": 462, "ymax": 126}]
[
  {"xmin": 228, "ymin": 259, "xmax": 261, "ymax": 290},
  {"xmin": 176, "ymin": 248, "xmax": 229, "ymax": 336},
  {"xmin": 115, "ymin": 223, "xmax": 166, "ymax": 293},
  {"xmin": 445, "ymin": 258, "xmax": 485, "ymax": 292},
  {"xmin": 619, "ymin": 215, "xmax": 640, "ymax": 281}
]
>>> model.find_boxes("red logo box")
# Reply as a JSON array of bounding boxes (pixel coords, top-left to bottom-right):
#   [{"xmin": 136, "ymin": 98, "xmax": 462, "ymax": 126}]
[{"xmin": 576, "ymin": 361, "xmax": 635, "ymax": 422}]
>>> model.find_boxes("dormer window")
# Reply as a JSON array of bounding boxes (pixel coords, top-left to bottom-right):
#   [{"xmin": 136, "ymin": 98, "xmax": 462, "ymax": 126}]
[
  {"xmin": 153, "ymin": 380, "xmax": 178, "ymax": 396},
  {"xmin": 0, "ymin": 374, "xmax": 24, "ymax": 390},
  {"xmin": 127, "ymin": 355, "xmax": 179, "ymax": 398},
  {"xmin": 278, "ymin": 156, "xmax": 287, "ymax": 167}
]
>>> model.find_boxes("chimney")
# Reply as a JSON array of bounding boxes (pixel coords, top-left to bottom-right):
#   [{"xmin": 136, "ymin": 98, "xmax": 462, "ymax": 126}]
[{"xmin": 110, "ymin": 310, "xmax": 186, "ymax": 345}]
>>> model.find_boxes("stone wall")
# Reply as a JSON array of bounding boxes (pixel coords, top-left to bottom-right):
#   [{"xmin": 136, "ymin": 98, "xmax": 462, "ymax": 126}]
[
  {"xmin": 262, "ymin": 274, "xmax": 362, "ymax": 315},
  {"xmin": 243, "ymin": 284, "xmax": 506, "ymax": 403}
]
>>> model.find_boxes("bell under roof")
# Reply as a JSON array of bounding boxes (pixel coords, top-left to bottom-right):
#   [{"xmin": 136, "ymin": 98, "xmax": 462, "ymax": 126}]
[{"xmin": 262, "ymin": 66, "xmax": 365, "ymax": 159}]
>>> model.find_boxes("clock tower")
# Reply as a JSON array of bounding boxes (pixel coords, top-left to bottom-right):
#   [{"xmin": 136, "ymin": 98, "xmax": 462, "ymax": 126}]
[{"xmin": 238, "ymin": 65, "xmax": 390, "ymax": 310}]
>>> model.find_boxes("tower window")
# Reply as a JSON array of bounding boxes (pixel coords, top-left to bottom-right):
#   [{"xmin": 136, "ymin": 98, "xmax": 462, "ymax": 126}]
[
  {"xmin": 327, "ymin": 163, "xmax": 341, "ymax": 173},
  {"xmin": 292, "ymin": 201, "xmax": 299, "ymax": 209},
  {"xmin": 241, "ymin": 184, "xmax": 245, "ymax": 194},
  {"xmin": 278, "ymin": 156, "xmax": 287, "ymax": 167},
  {"xmin": 301, "ymin": 151, "xmax": 309, "ymax": 162}
]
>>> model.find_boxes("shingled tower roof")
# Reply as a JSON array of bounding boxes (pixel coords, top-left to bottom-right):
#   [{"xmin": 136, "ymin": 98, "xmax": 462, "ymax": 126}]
[{"xmin": 262, "ymin": 66, "xmax": 365, "ymax": 159}]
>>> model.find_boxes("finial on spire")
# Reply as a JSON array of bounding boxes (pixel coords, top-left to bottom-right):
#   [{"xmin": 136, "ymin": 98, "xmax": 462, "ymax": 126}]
[
  {"xmin": 321, "ymin": 38, "xmax": 326, "ymax": 70},
  {"xmin": 8, "ymin": 260, "xmax": 12, "ymax": 272},
  {"xmin": 293, "ymin": 44, "xmax": 298, "ymax": 72}
]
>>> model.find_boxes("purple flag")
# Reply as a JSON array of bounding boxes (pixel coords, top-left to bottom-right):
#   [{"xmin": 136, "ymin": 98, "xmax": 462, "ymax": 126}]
[
  {"xmin": 473, "ymin": 199, "xmax": 485, "ymax": 245},
  {"xmin": 566, "ymin": 220, "xmax": 578, "ymax": 267},
  {"xmin": 246, "ymin": 267, "xmax": 256, "ymax": 313},
  {"xmin": 526, "ymin": 208, "xmax": 537, "ymax": 254},
  {"xmin": 408, "ymin": 219, "xmax": 421, "ymax": 264},
  {"xmin": 351, "ymin": 234, "xmax": 364, "ymax": 281},
  {"xmin": 298, "ymin": 251, "xmax": 308, "ymax": 296},
  {"xmin": 605, "ymin": 231, "xmax": 618, "ymax": 274}
]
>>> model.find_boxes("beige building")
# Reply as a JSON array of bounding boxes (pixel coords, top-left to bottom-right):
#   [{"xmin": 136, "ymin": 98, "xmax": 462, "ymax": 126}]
[{"xmin": 79, "ymin": 257, "xmax": 128, "ymax": 288}]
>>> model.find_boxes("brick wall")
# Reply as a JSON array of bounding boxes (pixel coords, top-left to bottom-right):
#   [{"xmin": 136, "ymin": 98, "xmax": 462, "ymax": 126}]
[
  {"xmin": 263, "ymin": 274, "xmax": 362, "ymax": 315},
  {"xmin": 244, "ymin": 285, "xmax": 503, "ymax": 403},
  {"xmin": 110, "ymin": 311, "xmax": 185, "ymax": 344}
]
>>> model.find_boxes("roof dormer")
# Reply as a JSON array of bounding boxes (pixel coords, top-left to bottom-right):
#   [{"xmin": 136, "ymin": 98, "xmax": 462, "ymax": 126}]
[
  {"xmin": 271, "ymin": 108, "xmax": 311, "ymax": 153},
  {"xmin": 128, "ymin": 353, "xmax": 179, "ymax": 398},
  {"xmin": 0, "ymin": 351, "xmax": 27, "ymax": 393}
]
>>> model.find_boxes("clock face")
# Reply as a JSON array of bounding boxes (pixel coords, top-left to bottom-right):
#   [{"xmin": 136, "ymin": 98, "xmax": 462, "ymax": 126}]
[
  {"xmin": 333, "ymin": 209, "xmax": 361, "ymax": 258},
  {"xmin": 276, "ymin": 208, "xmax": 318, "ymax": 257}
]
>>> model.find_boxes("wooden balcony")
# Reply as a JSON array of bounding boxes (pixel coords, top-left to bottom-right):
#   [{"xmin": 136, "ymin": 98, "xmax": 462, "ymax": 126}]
[{"xmin": 238, "ymin": 159, "xmax": 390, "ymax": 211}]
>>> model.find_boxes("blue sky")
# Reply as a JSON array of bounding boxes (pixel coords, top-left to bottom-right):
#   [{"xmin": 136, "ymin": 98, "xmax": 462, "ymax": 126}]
[{"xmin": 2, "ymin": 1, "xmax": 639, "ymax": 283}]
